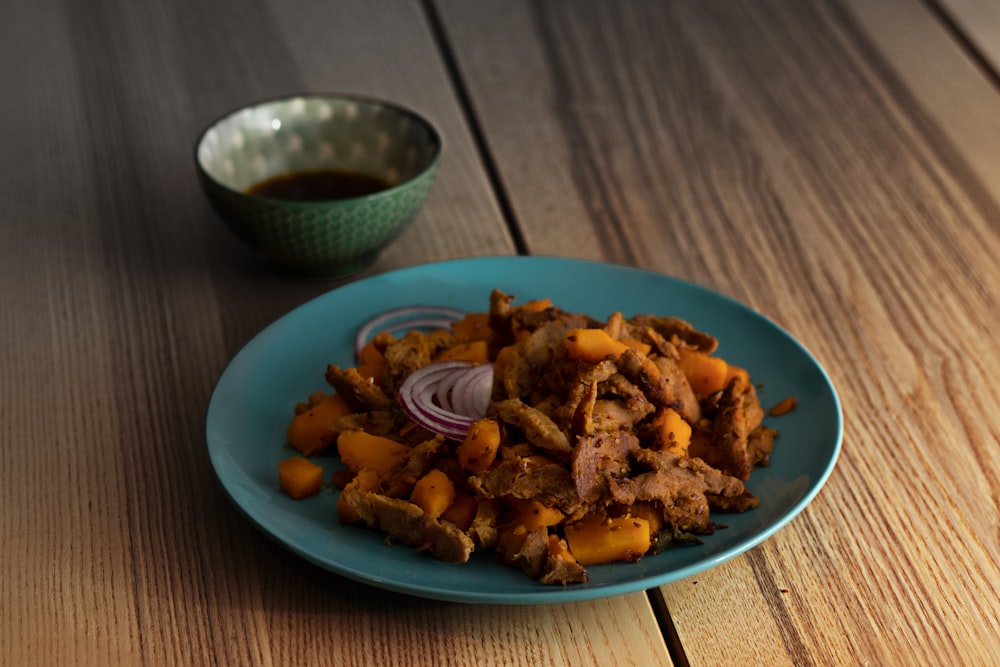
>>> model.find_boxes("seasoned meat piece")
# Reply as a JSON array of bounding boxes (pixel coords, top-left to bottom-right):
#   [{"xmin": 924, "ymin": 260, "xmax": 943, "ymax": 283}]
[
  {"xmin": 572, "ymin": 430, "xmax": 641, "ymax": 505},
  {"xmin": 651, "ymin": 355, "xmax": 700, "ymax": 424},
  {"xmin": 609, "ymin": 448, "xmax": 752, "ymax": 533},
  {"xmin": 633, "ymin": 448, "xmax": 750, "ymax": 497},
  {"xmin": 640, "ymin": 328, "xmax": 701, "ymax": 423},
  {"xmin": 540, "ymin": 550, "xmax": 589, "ymax": 585},
  {"xmin": 513, "ymin": 307, "xmax": 596, "ymax": 338},
  {"xmin": 691, "ymin": 375, "xmax": 760, "ymax": 480},
  {"xmin": 708, "ymin": 490, "xmax": 760, "ymax": 513},
  {"xmin": 380, "ymin": 330, "xmax": 432, "ymax": 396},
  {"xmin": 325, "ymin": 365, "xmax": 393, "ymax": 412},
  {"xmin": 742, "ymin": 382, "xmax": 765, "ymax": 432},
  {"xmin": 471, "ymin": 458, "xmax": 583, "ymax": 515},
  {"xmin": 603, "ymin": 311, "xmax": 627, "ymax": 341},
  {"xmin": 615, "ymin": 348, "xmax": 682, "ymax": 410},
  {"xmin": 570, "ymin": 377, "xmax": 599, "ymax": 436},
  {"xmin": 591, "ymin": 398, "xmax": 653, "ymax": 433},
  {"xmin": 500, "ymin": 320, "xmax": 572, "ymax": 400},
  {"xmin": 492, "ymin": 398, "xmax": 572, "ymax": 459},
  {"xmin": 333, "ymin": 409, "xmax": 398, "ymax": 437},
  {"xmin": 488, "ymin": 288, "xmax": 514, "ymax": 339},
  {"xmin": 630, "ymin": 314, "xmax": 718, "ymax": 353},
  {"xmin": 469, "ymin": 498, "xmax": 502, "ymax": 548},
  {"xmin": 600, "ymin": 373, "xmax": 648, "ymax": 407},
  {"xmin": 497, "ymin": 527, "xmax": 549, "ymax": 579},
  {"xmin": 341, "ymin": 488, "xmax": 475, "ymax": 563},
  {"xmin": 380, "ymin": 436, "xmax": 447, "ymax": 498},
  {"xmin": 560, "ymin": 361, "xmax": 617, "ymax": 434},
  {"xmin": 577, "ymin": 373, "xmax": 654, "ymax": 433},
  {"xmin": 747, "ymin": 425, "xmax": 778, "ymax": 468}
]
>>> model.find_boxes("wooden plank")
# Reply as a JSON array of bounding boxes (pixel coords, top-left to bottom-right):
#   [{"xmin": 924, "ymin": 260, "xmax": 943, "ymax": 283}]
[
  {"xmin": 436, "ymin": 0, "xmax": 1000, "ymax": 664},
  {"xmin": 934, "ymin": 0, "xmax": 1000, "ymax": 77},
  {"xmin": 0, "ymin": 1, "xmax": 669, "ymax": 665}
]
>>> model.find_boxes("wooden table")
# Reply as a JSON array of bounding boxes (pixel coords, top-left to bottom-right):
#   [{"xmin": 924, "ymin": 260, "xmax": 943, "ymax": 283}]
[{"xmin": 3, "ymin": 1, "xmax": 998, "ymax": 664}]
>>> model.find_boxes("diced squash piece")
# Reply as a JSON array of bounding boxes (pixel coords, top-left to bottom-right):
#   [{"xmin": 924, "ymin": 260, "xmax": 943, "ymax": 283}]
[
  {"xmin": 564, "ymin": 515, "xmax": 651, "ymax": 566},
  {"xmin": 517, "ymin": 298, "xmax": 552, "ymax": 312},
  {"xmin": 278, "ymin": 457, "xmax": 324, "ymax": 500},
  {"xmin": 457, "ymin": 418, "xmax": 501, "ymax": 473},
  {"xmin": 337, "ymin": 468, "xmax": 380, "ymax": 523},
  {"xmin": 336, "ymin": 429, "xmax": 410, "ymax": 476},
  {"xmin": 450, "ymin": 312, "xmax": 491, "ymax": 342},
  {"xmin": 622, "ymin": 337, "xmax": 652, "ymax": 356},
  {"xmin": 286, "ymin": 393, "xmax": 352, "ymax": 456},
  {"xmin": 565, "ymin": 328, "xmax": 630, "ymax": 363},
  {"xmin": 677, "ymin": 348, "xmax": 729, "ymax": 395},
  {"xmin": 409, "ymin": 469, "xmax": 456, "ymax": 519},
  {"xmin": 440, "ymin": 493, "xmax": 478, "ymax": 531},
  {"xmin": 618, "ymin": 501, "xmax": 664, "ymax": 537},
  {"xmin": 356, "ymin": 340, "xmax": 385, "ymax": 382},
  {"xmin": 435, "ymin": 340, "xmax": 489, "ymax": 364},
  {"xmin": 726, "ymin": 364, "xmax": 750, "ymax": 386},
  {"xmin": 493, "ymin": 344, "xmax": 516, "ymax": 379},
  {"xmin": 652, "ymin": 407, "xmax": 692, "ymax": 454},
  {"xmin": 547, "ymin": 534, "xmax": 578, "ymax": 564},
  {"xmin": 505, "ymin": 497, "xmax": 565, "ymax": 530}
]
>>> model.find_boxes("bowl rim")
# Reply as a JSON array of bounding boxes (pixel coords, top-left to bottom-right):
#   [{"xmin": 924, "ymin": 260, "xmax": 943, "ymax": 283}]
[{"xmin": 193, "ymin": 92, "xmax": 443, "ymax": 206}]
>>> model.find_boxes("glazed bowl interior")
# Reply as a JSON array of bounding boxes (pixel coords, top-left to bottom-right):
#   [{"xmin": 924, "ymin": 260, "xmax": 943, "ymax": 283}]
[{"xmin": 197, "ymin": 95, "xmax": 440, "ymax": 196}]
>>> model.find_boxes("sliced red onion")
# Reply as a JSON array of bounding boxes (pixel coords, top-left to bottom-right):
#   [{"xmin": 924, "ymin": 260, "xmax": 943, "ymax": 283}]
[
  {"xmin": 397, "ymin": 361, "xmax": 495, "ymax": 441},
  {"xmin": 354, "ymin": 306, "xmax": 465, "ymax": 361},
  {"xmin": 450, "ymin": 363, "xmax": 493, "ymax": 419}
]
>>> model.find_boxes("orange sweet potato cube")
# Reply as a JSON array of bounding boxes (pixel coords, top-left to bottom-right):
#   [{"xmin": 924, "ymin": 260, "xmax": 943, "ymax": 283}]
[
  {"xmin": 278, "ymin": 457, "xmax": 324, "ymax": 500},
  {"xmin": 564, "ymin": 514, "xmax": 651, "ymax": 566},
  {"xmin": 286, "ymin": 393, "xmax": 352, "ymax": 456}
]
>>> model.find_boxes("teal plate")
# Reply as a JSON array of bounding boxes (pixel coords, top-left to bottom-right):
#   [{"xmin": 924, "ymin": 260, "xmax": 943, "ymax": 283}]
[{"xmin": 206, "ymin": 256, "xmax": 842, "ymax": 604}]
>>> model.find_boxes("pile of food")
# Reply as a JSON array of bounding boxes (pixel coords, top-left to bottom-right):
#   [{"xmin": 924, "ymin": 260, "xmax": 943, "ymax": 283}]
[{"xmin": 277, "ymin": 290, "xmax": 786, "ymax": 585}]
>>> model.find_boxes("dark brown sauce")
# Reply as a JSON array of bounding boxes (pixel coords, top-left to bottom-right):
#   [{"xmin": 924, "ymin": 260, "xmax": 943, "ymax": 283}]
[{"xmin": 247, "ymin": 168, "xmax": 391, "ymax": 202}]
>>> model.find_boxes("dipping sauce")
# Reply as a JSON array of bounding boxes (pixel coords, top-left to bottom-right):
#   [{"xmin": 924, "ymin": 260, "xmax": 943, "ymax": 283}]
[{"xmin": 247, "ymin": 169, "xmax": 392, "ymax": 202}]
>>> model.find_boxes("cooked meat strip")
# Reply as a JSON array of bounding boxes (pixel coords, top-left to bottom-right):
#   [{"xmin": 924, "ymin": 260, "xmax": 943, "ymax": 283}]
[
  {"xmin": 540, "ymin": 549, "xmax": 589, "ymax": 585},
  {"xmin": 603, "ymin": 311, "xmax": 627, "ymax": 340},
  {"xmin": 570, "ymin": 377, "xmax": 599, "ymax": 437},
  {"xmin": 325, "ymin": 365, "xmax": 393, "ymax": 412},
  {"xmin": 609, "ymin": 448, "xmax": 752, "ymax": 533},
  {"xmin": 496, "ymin": 527, "xmax": 549, "ymax": 579},
  {"xmin": 500, "ymin": 321, "xmax": 571, "ymax": 400},
  {"xmin": 488, "ymin": 288, "xmax": 515, "ymax": 343},
  {"xmin": 379, "ymin": 330, "xmax": 433, "ymax": 396},
  {"xmin": 630, "ymin": 314, "xmax": 718, "ymax": 353},
  {"xmin": 696, "ymin": 375, "xmax": 758, "ymax": 480},
  {"xmin": 341, "ymin": 488, "xmax": 475, "ymax": 563},
  {"xmin": 747, "ymin": 425, "xmax": 778, "ymax": 468},
  {"xmin": 591, "ymin": 398, "xmax": 653, "ymax": 433},
  {"xmin": 471, "ymin": 458, "xmax": 583, "ymax": 515},
  {"xmin": 615, "ymin": 348, "xmax": 682, "ymax": 410},
  {"xmin": 559, "ymin": 361, "xmax": 616, "ymax": 434},
  {"xmin": 380, "ymin": 436, "xmax": 447, "ymax": 498},
  {"xmin": 333, "ymin": 409, "xmax": 399, "ymax": 437},
  {"xmin": 572, "ymin": 430, "xmax": 641, "ymax": 505},
  {"xmin": 469, "ymin": 498, "xmax": 502, "ymax": 548},
  {"xmin": 707, "ymin": 490, "xmax": 760, "ymax": 513},
  {"xmin": 492, "ymin": 398, "xmax": 572, "ymax": 459}
]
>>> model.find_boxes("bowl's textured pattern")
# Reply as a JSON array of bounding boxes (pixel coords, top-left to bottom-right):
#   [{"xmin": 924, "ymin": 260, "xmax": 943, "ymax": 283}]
[{"xmin": 196, "ymin": 95, "xmax": 441, "ymax": 279}]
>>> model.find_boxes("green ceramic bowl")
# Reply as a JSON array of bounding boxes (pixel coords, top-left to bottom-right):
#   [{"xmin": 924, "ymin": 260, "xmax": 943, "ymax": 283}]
[{"xmin": 195, "ymin": 94, "xmax": 442, "ymax": 279}]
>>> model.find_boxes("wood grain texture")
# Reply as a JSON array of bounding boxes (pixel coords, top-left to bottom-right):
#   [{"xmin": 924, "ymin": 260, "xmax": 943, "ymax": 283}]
[
  {"xmin": 933, "ymin": 0, "xmax": 1000, "ymax": 78},
  {"xmin": 0, "ymin": 1, "xmax": 669, "ymax": 665},
  {"xmin": 437, "ymin": 0, "xmax": 1000, "ymax": 664}
]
